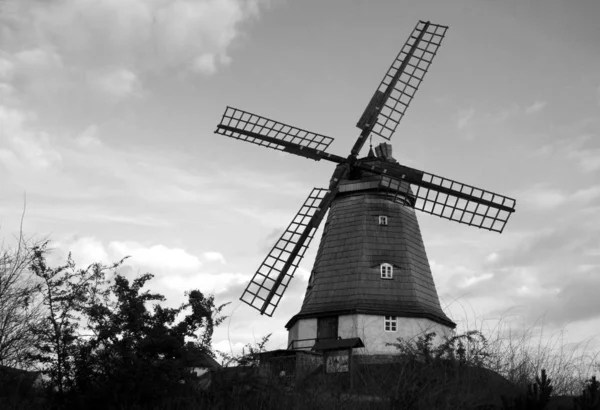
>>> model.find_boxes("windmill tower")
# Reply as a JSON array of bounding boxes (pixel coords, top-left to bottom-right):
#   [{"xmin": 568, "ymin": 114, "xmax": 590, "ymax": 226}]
[
  {"xmin": 285, "ymin": 144, "xmax": 458, "ymax": 354},
  {"xmin": 215, "ymin": 21, "xmax": 516, "ymax": 356}
]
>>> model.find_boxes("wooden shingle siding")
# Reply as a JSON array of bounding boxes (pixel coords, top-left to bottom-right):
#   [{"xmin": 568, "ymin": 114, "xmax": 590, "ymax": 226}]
[{"xmin": 287, "ymin": 172, "xmax": 455, "ymax": 330}]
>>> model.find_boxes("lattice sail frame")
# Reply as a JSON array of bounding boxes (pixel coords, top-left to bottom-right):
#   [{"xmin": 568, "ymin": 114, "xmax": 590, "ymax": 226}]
[
  {"xmin": 362, "ymin": 21, "xmax": 448, "ymax": 140},
  {"xmin": 379, "ymin": 173, "xmax": 516, "ymax": 233},
  {"xmin": 240, "ymin": 188, "xmax": 329, "ymax": 316},
  {"xmin": 216, "ymin": 106, "xmax": 334, "ymax": 152}
]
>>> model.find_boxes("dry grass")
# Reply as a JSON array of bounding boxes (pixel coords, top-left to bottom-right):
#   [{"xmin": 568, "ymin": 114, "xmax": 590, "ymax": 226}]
[
  {"xmin": 2, "ymin": 314, "xmax": 599, "ymax": 409},
  {"xmin": 449, "ymin": 311, "xmax": 600, "ymax": 396}
]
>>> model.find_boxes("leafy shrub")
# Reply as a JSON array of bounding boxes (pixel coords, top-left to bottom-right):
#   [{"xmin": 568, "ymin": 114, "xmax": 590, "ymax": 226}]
[
  {"xmin": 574, "ymin": 376, "xmax": 600, "ymax": 410},
  {"xmin": 501, "ymin": 369, "xmax": 553, "ymax": 410}
]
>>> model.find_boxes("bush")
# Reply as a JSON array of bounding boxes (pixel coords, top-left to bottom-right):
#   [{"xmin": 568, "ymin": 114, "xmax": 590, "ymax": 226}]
[{"xmin": 574, "ymin": 376, "xmax": 600, "ymax": 410}]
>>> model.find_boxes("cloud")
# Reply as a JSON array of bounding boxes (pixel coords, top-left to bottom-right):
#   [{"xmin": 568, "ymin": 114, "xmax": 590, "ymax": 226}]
[
  {"xmin": 192, "ymin": 54, "xmax": 218, "ymax": 75},
  {"xmin": 0, "ymin": 83, "xmax": 14, "ymax": 100},
  {"xmin": 492, "ymin": 102, "xmax": 521, "ymax": 123},
  {"xmin": 203, "ymin": 251, "xmax": 226, "ymax": 264},
  {"xmin": 525, "ymin": 100, "xmax": 547, "ymax": 114},
  {"xmin": 432, "ymin": 185, "xmax": 600, "ymax": 331},
  {"xmin": 518, "ymin": 186, "xmax": 567, "ymax": 210},
  {"xmin": 453, "ymin": 101, "xmax": 546, "ymax": 137},
  {"xmin": 14, "ymin": 48, "xmax": 63, "ymax": 68},
  {"xmin": 0, "ymin": 105, "xmax": 62, "ymax": 172},
  {"xmin": 517, "ymin": 183, "xmax": 600, "ymax": 211},
  {"xmin": 569, "ymin": 149, "xmax": 600, "ymax": 173},
  {"xmin": 478, "ymin": 220, "xmax": 600, "ymax": 323},
  {"xmin": 551, "ymin": 132, "xmax": 600, "ymax": 173},
  {"xmin": 63, "ymin": 236, "xmax": 110, "ymax": 267},
  {"xmin": 85, "ymin": 210, "xmax": 172, "ymax": 228},
  {"xmin": 485, "ymin": 252, "xmax": 499, "ymax": 263},
  {"xmin": 431, "ymin": 261, "xmax": 494, "ymax": 295},
  {"xmin": 455, "ymin": 104, "xmax": 523, "ymax": 133},
  {"xmin": 45, "ymin": 236, "xmax": 279, "ymax": 357},
  {"xmin": 0, "ymin": 56, "xmax": 14, "ymax": 80},
  {"xmin": 159, "ymin": 271, "xmax": 248, "ymax": 295},
  {"xmin": 489, "ymin": 227, "xmax": 593, "ymax": 270},
  {"xmin": 54, "ymin": 237, "xmax": 206, "ymax": 273},
  {"xmin": 91, "ymin": 213, "xmax": 171, "ymax": 227},
  {"xmin": 572, "ymin": 185, "xmax": 600, "ymax": 203},
  {"xmin": 109, "ymin": 241, "xmax": 203, "ymax": 272},
  {"xmin": 51, "ymin": 237, "xmax": 254, "ymax": 302},
  {"xmin": 88, "ymin": 67, "xmax": 141, "ymax": 101},
  {"xmin": 0, "ymin": 110, "xmax": 243, "ymax": 235},
  {"xmin": 2, "ymin": 0, "xmax": 265, "ymax": 84},
  {"xmin": 75, "ymin": 124, "xmax": 101, "ymax": 148},
  {"xmin": 461, "ymin": 272, "xmax": 494, "ymax": 288},
  {"xmin": 456, "ymin": 108, "xmax": 475, "ymax": 129},
  {"xmin": 56, "ymin": 138, "xmax": 226, "ymax": 205},
  {"xmin": 0, "ymin": 0, "xmax": 268, "ymax": 149},
  {"xmin": 534, "ymin": 118, "xmax": 600, "ymax": 172},
  {"xmin": 4, "ymin": 46, "xmax": 69, "ymax": 99},
  {"xmin": 213, "ymin": 339, "xmax": 247, "ymax": 359},
  {"xmin": 54, "ymin": 236, "xmax": 248, "ymax": 281},
  {"xmin": 547, "ymin": 272, "xmax": 600, "ymax": 324}
]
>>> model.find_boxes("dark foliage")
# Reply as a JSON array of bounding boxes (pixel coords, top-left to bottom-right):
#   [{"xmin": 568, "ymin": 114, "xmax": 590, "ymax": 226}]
[
  {"xmin": 574, "ymin": 376, "xmax": 600, "ymax": 410},
  {"xmin": 5, "ymin": 245, "xmax": 598, "ymax": 410},
  {"xmin": 219, "ymin": 333, "xmax": 272, "ymax": 367},
  {"xmin": 25, "ymin": 245, "xmax": 227, "ymax": 409},
  {"xmin": 387, "ymin": 330, "xmax": 492, "ymax": 367},
  {"xmin": 28, "ymin": 242, "xmax": 111, "ymax": 397},
  {"xmin": 501, "ymin": 369, "xmax": 553, "ymax": 410}
]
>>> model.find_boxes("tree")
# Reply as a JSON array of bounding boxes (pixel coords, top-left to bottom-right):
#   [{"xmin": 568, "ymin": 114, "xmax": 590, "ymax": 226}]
[
  {"xmin": 75, "ymin": 273, "xmax": 228, "ymax": 406},
  {"xmin": 27, "ymin": 245, "xmax": 228, "ymax": 407},
  {"xmin": 0, "ymin": 227, "xmax": 44, "ymax": 368},
  {"xmin": 28, "ymin": 242, "xmax": 117, "ymax": 397}
]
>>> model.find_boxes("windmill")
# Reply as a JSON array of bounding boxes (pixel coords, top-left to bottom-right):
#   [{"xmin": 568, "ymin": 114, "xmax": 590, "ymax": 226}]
[{"xmin": 215, "ymin": 21, "xmax": 516, "ymax": 354}]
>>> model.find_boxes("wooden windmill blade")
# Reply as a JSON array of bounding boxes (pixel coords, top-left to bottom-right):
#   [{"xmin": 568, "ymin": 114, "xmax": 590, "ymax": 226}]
[
  {"xmin": 379, "ymin": 172, "xmax": 516, "ymax": 233},
  {"xmin": 240, "ymin": 188, "xmax": 331, "ymax": 316},
  {"xmin": 216, "ymin": 107, "xmax": 340, "ymax": 162},
  {"xmin": 357, "ymin": 21, "xmax": 448, "ymax": 141}
]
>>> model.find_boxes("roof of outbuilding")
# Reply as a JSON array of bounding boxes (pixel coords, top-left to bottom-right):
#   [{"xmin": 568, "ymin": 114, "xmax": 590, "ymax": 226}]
[{"xmin": 187, "ymin": 352, "xmax": 221, "ymax": 370}]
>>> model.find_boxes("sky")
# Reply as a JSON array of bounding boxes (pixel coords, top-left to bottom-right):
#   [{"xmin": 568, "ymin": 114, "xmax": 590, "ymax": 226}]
[{"xmin": 1, "ymin": 0, "xmax": 600, "ymax": 361}]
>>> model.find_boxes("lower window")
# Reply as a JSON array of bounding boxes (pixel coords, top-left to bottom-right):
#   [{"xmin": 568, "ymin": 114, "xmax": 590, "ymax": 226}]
[{"xmin": 384, "ymin": 316, "xmax": 397, "ymax": 332}]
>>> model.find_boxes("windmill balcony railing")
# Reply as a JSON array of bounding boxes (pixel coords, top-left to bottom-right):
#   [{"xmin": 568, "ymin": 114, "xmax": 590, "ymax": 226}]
[{"xmin": 287, "ymin": 336, "xmax": 339, "ymax": 351}]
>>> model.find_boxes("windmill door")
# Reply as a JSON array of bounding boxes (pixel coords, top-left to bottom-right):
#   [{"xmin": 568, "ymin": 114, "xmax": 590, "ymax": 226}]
[{"xmin": 317, "ymin": 316, "xmax": 338, "ymax": 341}]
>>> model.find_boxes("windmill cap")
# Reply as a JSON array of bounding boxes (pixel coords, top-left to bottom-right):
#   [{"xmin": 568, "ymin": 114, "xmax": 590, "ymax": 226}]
[{"xmin": 374, "ymin": 142, "xmax": 395, "ymax": 161}]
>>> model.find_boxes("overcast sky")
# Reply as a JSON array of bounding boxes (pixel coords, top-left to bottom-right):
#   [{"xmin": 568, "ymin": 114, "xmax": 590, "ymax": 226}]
[{"xmin": 1, "ymin": 0, "xmax": 599, "ymax": 358}]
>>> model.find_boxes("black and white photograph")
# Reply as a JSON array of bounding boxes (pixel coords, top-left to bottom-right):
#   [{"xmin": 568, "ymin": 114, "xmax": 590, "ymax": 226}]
[{"xmin": 1, "ymin": 0, "xmax": 599, "ymax": 408}]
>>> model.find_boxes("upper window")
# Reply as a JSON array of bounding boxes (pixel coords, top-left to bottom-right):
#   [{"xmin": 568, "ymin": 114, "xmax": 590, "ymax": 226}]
[
  {"xmin": 379, "ymin": 215, "xmax": 388, "ymax": 226},
  {"xmin": 384, "ymin": 316, "xmax": 397, "ymax": 332},
  {"xmin": 380, "ymin": 263, "xmax": 393, "ymax": 279}
]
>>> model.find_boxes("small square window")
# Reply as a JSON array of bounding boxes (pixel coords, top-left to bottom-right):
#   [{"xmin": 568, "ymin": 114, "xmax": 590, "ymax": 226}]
[
  {"xmin": 380, "ymin": 263, "xmax": 393, "ymax": 279},
  {"xmin": 384, "ymin": 316, "xmax": 397, "ymax": 332},
  {"xmin": 379, "ymin": 215, "xmax": 388, "ymax": 226}
]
